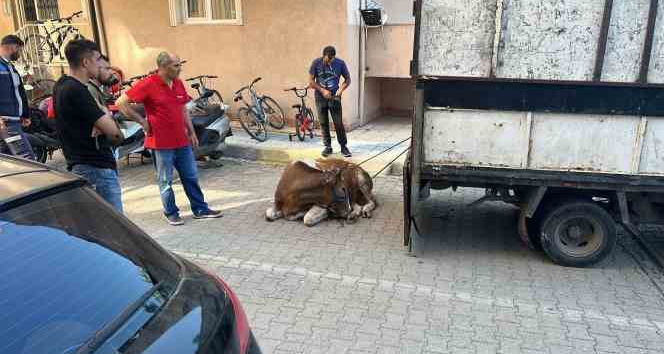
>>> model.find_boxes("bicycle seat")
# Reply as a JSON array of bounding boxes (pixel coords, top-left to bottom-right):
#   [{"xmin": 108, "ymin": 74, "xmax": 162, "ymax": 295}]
[
  {"xmin": 191, "ymin": 105, "xmax": 223, "ymax": 127},
  {"xmin": 191, "ymin": 83, "xmax": 201, "ymax": 90}
]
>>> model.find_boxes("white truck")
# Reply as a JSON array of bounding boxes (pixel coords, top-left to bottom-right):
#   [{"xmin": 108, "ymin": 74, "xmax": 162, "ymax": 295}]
[{"xmin": 404, "ymin": 0, "xmax": 664, "ymax": 267}]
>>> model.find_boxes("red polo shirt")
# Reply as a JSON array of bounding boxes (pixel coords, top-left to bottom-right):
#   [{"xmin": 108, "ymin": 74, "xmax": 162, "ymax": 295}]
[{"xmin": 126, "ymin": 74, "xmax": 192, "ymax": 149}]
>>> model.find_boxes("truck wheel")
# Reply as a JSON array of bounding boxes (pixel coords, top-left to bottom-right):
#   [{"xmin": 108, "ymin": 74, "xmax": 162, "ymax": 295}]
[{"xmin": 540, "ymin": 201, "xmax": 616, "ymax": 267}]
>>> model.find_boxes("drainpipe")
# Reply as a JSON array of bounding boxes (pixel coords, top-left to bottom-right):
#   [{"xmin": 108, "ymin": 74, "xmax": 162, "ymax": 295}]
[{"xmin": 358, "ymin": 0, "xmax": 366, "ymax": 126}]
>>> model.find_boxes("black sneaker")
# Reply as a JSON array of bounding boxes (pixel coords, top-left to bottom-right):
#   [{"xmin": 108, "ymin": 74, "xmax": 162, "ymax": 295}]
[
  {"xmin": 193, "ymin": 209, "xmax": 223, "ymax": 219},
  {"xmin": 321, "ymin": 146, "xmax": 333, "ymax": 157},
  {"xmin": 341, "ymin": 146, "xmax": 352, "ymax": 157},
  {"xmin": 166, "ymin": 214, "xmax": 184, "ymax": 226}
]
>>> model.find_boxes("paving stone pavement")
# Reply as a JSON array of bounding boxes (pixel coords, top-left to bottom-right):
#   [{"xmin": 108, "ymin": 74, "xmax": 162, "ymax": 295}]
[{"xmin": 88, "ymin": 158, "xmax": 664, "ymax": 353}]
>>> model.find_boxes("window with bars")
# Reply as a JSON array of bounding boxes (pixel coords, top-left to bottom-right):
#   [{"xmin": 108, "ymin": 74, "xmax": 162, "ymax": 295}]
[
  {"xmin": 181, "ymin": 0, "xmax": 241, "ymax": 24},
  {"xmin": 22, "ymin": 0, "xmax": 60, "ymax": 22}
]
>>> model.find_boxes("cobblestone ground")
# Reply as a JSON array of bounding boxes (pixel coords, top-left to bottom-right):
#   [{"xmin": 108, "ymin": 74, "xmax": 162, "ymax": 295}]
[{"xmin": 112, "ymin": 158, "xmax": 664, "ymax": 354}]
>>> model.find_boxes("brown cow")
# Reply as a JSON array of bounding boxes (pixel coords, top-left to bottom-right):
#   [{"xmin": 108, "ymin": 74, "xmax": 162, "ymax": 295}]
[{"xmin": 265, "ymin": 158, "xmax": 377, "ymax": 226}]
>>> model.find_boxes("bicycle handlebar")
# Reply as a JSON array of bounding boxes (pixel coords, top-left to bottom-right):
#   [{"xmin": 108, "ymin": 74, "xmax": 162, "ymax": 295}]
[
  {"xmin": 185, "ymin": 75, "xmax": 218, "ymax": 81},
  {"xmin": 284, "ymin": 87, "xmax": 309, "ymax": 98}
]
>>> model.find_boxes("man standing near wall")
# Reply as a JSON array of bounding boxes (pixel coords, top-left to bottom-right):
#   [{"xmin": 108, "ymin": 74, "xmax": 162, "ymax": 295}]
[
  {"xmin": 116, "ymin": 51, "xmax": 222, "ymax": 226},
  {"xmin": 53, "ymin": 39, "xmax": 125, "ymax": 212},
  {"xmin": 0, "ymin": 35, "xmax": 35, "ymax": 160},
  {"xmin": 309, "ymin": 45, "xmax": 352, "ymax": 157}
]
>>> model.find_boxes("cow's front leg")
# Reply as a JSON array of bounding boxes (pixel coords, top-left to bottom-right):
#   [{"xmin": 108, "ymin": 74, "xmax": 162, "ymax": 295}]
[
  {"xmin": 359, "ymin": 186, "xmax": 377, "ymax": 218},
  {"xmin": 349, "ymin": 203, "xmax": 363, "ymax": 220},
  {"xmin": 265, "ymin": 207, "xmax": 283, "ymax": 221},
  {"xmin": 286, "ymin": 211, "xmax": 306, "ymax": 221},
  {"xmin": 361, "ymin": 201, "xmax": 376, "ymax": 218},
  {"xmin": 303, "ymin": 206, "xmax": 329, "ymax": 227}
]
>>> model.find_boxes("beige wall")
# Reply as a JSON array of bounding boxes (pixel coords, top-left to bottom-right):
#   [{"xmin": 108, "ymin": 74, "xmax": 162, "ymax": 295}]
[
  {"xmin": 0, "ymin": 0, "xmax": 16, "ymax": 35},
  {"xmin": 365, "ymin": 24, "xmax": 413, "ymax": 78},
  {"xmin": 363, "ymin": 77, "xmax": 381, "ymax": 121},
  {"xmin": 98, "ymin": 0, "xmax": 363, "ymax": 128},
  {"xmin": 380, "ymin": 77, "xmax": 413, "ymax": 116}
]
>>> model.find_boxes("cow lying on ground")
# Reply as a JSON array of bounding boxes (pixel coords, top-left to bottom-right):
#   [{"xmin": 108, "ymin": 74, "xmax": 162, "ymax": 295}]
[{"xmin": 265, "ymin": 158, "xmax": 377, "ymax": 226}]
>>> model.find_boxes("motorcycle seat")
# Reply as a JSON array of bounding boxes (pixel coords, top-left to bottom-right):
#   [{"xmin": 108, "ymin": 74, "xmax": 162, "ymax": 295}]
[{"xmin": 191, "ymin": 105, "xmax": 223, "ymax": 128}]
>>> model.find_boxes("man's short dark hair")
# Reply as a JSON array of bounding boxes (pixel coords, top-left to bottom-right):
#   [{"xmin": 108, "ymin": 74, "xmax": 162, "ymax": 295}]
[
  {"xmin": 1, "ymin": 35, "xmax": 24, "ymax": 47},
  {"xmin": 64, "ymin": 39, "xmax": 101, "ymax": 68},
  {"xmin": 323, "ymin": 46, "xmax": 336, "ymax": 57}
]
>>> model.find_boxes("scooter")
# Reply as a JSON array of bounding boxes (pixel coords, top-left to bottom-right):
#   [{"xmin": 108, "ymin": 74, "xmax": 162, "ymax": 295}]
[
  {"xmin": 186, "ymin": 91, "xmax": 233, "ymax": 160},
  {"xmin": 109, "ymin": 104, "xmax": 151, "ymax": 162}
]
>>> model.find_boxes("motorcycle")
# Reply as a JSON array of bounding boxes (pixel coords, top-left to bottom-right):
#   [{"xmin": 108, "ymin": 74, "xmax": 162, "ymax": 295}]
[
  {"xmin": 21, "ymin": 101, "xmax": 61, "ymax": 163},
  {"xmin": 186, "ymin": 90, "xmax": 233, "ymax": 160}
]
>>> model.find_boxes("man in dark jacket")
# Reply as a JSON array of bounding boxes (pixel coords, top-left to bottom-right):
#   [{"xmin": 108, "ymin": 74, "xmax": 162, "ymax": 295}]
[{"xmin": 0, "ymin": 35, "xmax": 35, "ymax": 160}]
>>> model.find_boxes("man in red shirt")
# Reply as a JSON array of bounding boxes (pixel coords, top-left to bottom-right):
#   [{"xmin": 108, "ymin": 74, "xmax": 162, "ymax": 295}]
[{"xmin": 116, "ymin": 51, "xmax": 221, "ymax": 225}]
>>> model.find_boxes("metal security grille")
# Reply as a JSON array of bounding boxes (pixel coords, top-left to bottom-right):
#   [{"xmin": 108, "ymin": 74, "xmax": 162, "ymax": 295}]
[{"xmin": 35, "ymin": 0, "xmax": 60, "ymax": 20}]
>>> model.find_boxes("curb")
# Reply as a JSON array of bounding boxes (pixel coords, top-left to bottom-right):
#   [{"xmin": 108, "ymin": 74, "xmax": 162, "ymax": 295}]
[{"xmin": 223, "ymin": 141, "xmax": 405, "ymax": 177}]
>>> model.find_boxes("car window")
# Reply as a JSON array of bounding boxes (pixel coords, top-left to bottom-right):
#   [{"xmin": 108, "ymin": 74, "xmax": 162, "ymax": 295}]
[{"xmin": 0, "ymin": 186, "xmax": 179, "ymax": 354}]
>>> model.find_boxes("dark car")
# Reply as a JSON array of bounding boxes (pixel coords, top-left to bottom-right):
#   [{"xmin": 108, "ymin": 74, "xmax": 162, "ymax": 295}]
[{"xmin": 0, "ymin": 155, "xmax": 261, "ymax": 354}]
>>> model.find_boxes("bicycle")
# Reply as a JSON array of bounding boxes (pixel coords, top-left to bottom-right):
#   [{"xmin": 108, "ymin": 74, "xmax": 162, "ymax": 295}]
[
  {"xmin": 23, "ymin": 11, "xmax": 85, "ymax": 65},
  {"xmin": 284, "ymin": 87, "xmax": 317, "ymax": 141},
  {"xmin": 233, "ymin": 77, "xmax": 285, "ymax": 141},
  {"xmin": 185, "ymin": 75, "xmax": 224, "ymax": 109}
]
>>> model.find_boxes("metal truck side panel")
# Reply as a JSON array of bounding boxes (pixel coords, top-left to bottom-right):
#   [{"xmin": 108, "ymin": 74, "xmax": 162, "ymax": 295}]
[{"xmin": 418, "ymin": 0, "xmax": 496, "ymax": 77}]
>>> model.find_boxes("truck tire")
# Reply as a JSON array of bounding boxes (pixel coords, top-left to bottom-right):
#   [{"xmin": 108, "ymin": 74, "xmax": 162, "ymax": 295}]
[{"xmin": 540, "ymin": 201, "xmax": 616, "ymax": 267}]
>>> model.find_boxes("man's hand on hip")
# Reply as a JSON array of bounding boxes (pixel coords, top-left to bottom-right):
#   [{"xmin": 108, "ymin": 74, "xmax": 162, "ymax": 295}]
[
  {"xmin": 0, "ymin": 117, "xmax": 6, "ymax": 131},
  {"xmin": 140, "ymin": 119, "xmax": 151, "ymax": 136},
  {"xmin": 189, "ymin": 132, "xmax": 199, "ymax": 149}
]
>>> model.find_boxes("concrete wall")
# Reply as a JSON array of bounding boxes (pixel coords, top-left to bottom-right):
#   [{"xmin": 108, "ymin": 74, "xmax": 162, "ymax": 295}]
[
  {"xmin": 365, "ymin": 24, "xmax": 413, "ymax": 78},
  {"xmin": 98, "ymin": 0, "xmax": 362, "ymax": 129}
]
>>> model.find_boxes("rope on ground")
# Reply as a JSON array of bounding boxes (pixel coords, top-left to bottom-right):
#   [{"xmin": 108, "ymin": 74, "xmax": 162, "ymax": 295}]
[
  {"xmin": 372, "ymin": 147, "xmax": 411, "ymax": 179},
  {"xmin": 358, "ymin": 137, "xmax": 411, "ymax": 167}
]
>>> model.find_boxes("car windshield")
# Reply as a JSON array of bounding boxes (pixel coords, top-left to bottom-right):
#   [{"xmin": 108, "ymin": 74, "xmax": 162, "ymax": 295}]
[{"xmin": 0, "ymin": 186, "xmax": 179, "ymax": 354}]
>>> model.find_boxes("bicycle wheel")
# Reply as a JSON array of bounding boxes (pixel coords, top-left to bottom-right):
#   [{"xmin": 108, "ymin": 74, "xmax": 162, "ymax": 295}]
[
  {"xmin": 24, "ymin": 34, "xmax": 53, "ymax": 65},
  {"xmin": 295, "ymin": 113, "xmax": 305, "ymax": 141},
  {"xmin": 306, "ymin": 107, "xmax": 316, "ymax": 139},
  {"xmin": 238, "ymin": 107, "xmax": 267, "ymax": 142},
  {"xmin": 261, "ymin": 96, "xmax": 286, "ymax": 130}
]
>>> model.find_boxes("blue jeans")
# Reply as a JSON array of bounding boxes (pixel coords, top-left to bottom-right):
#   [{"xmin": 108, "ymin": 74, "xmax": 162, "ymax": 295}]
[
  {"xmin": 152, "ymin": 146, "xmax": 209, "ymax": 217},
  {"xmin": 71, "ymin": 164, "xmax": 124, "ymax": 213}
]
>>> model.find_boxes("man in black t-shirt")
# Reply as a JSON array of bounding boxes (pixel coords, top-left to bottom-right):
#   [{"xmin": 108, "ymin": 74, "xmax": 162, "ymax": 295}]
[{"xmin": 54, "ymin": 39, "xmax": 124, "ymax": 212}]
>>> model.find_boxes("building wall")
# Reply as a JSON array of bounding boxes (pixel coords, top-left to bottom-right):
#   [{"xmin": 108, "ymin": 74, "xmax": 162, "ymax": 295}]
[
  {"xmin": 365, "ymin": 24, "xmax": 413, "ymax": 78},
  {"xmin": 97, "ymin": 0, "xmax": 362, "ymax": 128},
  {"xmin": 380, "ymin": 77, "xmax": 413, "ymax": 116},
  {"xmin": 363, "ymin": 77, "xmax": 381, "ymax": 121},
  {"xmin": 0, "ymin": 0, "xmax": 15, "ymax": 35}
]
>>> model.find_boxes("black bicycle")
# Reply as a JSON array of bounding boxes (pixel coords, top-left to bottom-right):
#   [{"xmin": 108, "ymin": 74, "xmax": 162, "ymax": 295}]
[
  {"xmin": 185, "ymin": 75, "xmax": 223, "ymax": 107},
  {"xmin": 284, "ymin": 87, "xmax": 316, "ymax": 141},
  {"xmin": 24, "ymin": 11, "xmax": 85, "ymax": 65}
]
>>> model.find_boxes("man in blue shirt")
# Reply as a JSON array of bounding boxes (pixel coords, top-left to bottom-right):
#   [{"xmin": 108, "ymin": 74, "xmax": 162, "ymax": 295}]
[
  {"xmin": 309, "ymin": 46, "xmax": 352, "ymax": 157},
  {"xmin": 0, "ymin": 35, "xmax": 35, "ymax": 160}
]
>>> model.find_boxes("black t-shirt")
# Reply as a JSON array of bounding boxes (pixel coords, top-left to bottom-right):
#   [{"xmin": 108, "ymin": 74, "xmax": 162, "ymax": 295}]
[{"xmin": 54, "ymin": 76, "xmax": 116, "ymax": 170}]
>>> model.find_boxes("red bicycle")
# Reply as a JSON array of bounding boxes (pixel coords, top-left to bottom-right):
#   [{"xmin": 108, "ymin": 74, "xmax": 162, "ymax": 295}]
[{"xmin": 285, "ymin": 87, "xmax": 316, "ymax": 141}]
